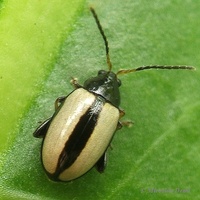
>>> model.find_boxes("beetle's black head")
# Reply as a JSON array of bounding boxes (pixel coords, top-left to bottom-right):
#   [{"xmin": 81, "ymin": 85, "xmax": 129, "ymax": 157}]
[{"xmin": 83, "ymin": 70, "xmax": 121, "ymax": 107}]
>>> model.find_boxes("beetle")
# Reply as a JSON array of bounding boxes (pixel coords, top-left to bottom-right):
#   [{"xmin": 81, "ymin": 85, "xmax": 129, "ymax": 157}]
[{"xmin": 33, "ymin": 7, "xmax": 195, "ymax": 182}]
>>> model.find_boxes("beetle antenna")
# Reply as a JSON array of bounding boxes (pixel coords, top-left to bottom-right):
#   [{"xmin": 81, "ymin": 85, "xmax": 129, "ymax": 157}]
[
  {"xmin": 90, "ymin": 7, "xmax": 112, "ymax": 71},
  {"xmin": 116, "ymin": 65, "xmax": 196, "ymax": 75}
]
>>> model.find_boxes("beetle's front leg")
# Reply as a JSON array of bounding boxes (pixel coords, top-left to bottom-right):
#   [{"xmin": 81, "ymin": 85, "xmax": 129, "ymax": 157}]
[
  {"xmin": 70, "ymin": 77, "xmax": 82, "ymax": 89},
  {"xmin": 119, "ymin": 108, "xmax": 125, "ymax": 118},
  {"xmin": 118, "ymin": 120, "xmax": 134, "ymax": 129},
  {"xmin": 117, "ymin": 108, "xmax": 133, "ymax": 130}
]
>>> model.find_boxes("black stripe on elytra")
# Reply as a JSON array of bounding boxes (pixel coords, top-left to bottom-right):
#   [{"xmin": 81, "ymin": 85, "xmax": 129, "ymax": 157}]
[{"xmin": 52, "ymin": 95, "xmax": 105, "ymax": 180}]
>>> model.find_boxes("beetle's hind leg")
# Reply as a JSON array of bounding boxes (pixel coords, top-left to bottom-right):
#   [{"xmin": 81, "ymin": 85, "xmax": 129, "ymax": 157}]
[{"xmin": 95, "ymin": 152, "xmax": 107, "ymax": 173}]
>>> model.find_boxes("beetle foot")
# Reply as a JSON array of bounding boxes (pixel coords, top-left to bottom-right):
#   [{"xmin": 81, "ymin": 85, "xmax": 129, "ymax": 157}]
[
  {"xmin": 117, "ymin": 120, "xmax": 134, "ymax": 130},
  {"xmin": 121, "ymin": 120, "xmax": 134, "ymax": 127},
  {"xmin": 70, "ymin": 77, "xmax": 81, "ymax": 88}
]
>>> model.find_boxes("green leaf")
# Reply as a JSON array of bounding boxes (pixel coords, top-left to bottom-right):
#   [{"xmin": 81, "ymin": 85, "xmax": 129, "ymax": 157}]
[{"xmin": 0, "ymin": 0, "xmax": 199, "ymax": 199}]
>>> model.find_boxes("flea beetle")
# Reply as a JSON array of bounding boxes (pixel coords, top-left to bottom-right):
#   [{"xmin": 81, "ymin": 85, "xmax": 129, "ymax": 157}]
[{"xmin": 33, "ymin": 7, "xmax": 195, "ymax": 181}]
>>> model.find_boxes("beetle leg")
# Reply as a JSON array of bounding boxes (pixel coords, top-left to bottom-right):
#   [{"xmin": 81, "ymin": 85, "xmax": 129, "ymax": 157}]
[
  {"xmin": 119, "ymin": 108, "xmax": 125, "ymax": 118},
  {"xmin": 33, "ymin": 117, "xmax": 52, "ymax": 138},
  {"xmin": 118, "ymin": 108, "xmax": 133, "ymax": 128},
  {"xmin": 55, "ymin": 96, "xmax": 67, "ymax": 110},
  {"xmin": 117, "ymin": 121, "xmax": 123, "ymax": 130},
  {"xmin": 121, "ymin": 120, "xmax": 134, "ymax": 127},
  {"xmin": 95, "ymin": 152, "xmax": 107, "ymax": 173},
  {"xmin": 70, "ymin": 77, "xmax": 82, "ymax": 89},
  {"xmin": 117, "ymin": 120, "xmax": 133, "ymax": 130}
]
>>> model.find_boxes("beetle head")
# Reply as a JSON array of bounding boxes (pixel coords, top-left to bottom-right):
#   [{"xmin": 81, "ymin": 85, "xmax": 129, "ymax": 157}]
[{"xmin": 83, "ymin": 70, "xmax": 121, "ymax": 107}]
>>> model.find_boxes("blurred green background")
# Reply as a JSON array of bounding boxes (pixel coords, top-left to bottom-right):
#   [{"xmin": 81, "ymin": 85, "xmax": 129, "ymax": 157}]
[{"xmin": 0, "ymin": 0, "xmax": 199, "ymax": 199}]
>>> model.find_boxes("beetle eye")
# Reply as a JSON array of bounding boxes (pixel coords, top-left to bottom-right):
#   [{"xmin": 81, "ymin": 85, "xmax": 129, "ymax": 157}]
[
  {"xmin": 117, "ymin": 79, "xmax": 121, "ymax": 86},
  {"xmin": 98, "ymin": 70, "xmax": 106, "ymax": 75}
]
